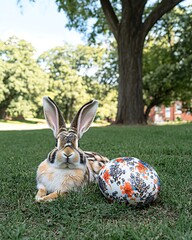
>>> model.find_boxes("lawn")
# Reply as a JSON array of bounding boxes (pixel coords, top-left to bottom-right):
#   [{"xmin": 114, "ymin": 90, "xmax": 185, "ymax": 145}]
[{"xmin": 0, "ymin": 124, "xmax": 192, "ymax": 239}]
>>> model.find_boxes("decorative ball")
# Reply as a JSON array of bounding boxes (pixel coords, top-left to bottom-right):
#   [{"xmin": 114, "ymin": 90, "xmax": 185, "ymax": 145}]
[{"xmin": 98, "ymin": 157, "xmax": 161, "ymax": 205}]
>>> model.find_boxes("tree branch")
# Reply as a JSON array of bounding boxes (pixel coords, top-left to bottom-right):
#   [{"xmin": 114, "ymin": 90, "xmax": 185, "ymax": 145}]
[
  {"xmin": 143, "ymin": 0, "xmax": 184, "ymax": 38},
  {"xmin": 100, "ymin": 0, "xmax": 119, "ymax": 40}
]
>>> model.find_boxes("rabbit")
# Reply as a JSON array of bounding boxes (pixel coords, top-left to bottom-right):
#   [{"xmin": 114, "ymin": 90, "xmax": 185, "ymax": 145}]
[{"xmin": 35, "ymin": 97, "xmax": 109, "ymax": 202}]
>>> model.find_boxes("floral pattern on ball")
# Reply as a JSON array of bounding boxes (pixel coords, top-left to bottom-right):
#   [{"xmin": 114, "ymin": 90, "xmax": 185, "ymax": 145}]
[{"xmin": 98, "ymin": 157, "xmax": 161, "ymax": 205}]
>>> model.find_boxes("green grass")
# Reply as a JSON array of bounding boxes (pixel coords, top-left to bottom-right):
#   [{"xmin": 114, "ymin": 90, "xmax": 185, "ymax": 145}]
[{"xmin": 0, "ymin": 124, "xmax": 192, "ymax": 240}]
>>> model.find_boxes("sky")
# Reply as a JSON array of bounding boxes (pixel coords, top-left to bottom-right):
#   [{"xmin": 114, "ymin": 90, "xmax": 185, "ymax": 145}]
[
  {"xmin": 0, "ymin": 0, "xmax": 84, "ymax": 56},
  {"xmin": 1, "ymin": 0, "xmax": 191, "ymax": 57}
]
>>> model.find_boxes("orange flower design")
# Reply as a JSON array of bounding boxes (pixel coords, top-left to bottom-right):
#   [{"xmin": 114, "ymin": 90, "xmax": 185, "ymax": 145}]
[
  {"xmin": 116, "ymin": 158, "xmax": 124, "ymax": 163},
  {"xmin": 120, "ymin": 182, "xmax": 134, "ymax": 197},
  {"xmin": 103, "ymin": 170, "xmax": 111, "ymax": 185},
  {"xmin": 136, "ymin": 162, "xmax": 147, "ymax": 174}
]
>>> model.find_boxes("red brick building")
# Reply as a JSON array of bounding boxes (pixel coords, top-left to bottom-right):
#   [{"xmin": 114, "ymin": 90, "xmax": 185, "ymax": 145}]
[{"xmin": 149, "ymin": 101, "xmax": 192, "ymax": 123}]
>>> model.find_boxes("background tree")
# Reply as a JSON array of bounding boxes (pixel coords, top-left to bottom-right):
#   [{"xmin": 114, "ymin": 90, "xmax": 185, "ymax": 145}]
[
  {"xmin": 38, "ymin": 45, "xmax": 89, "ymax": 121},
  {"xmin": 53, "ymin": 0, "xmax": 184, "ymax": 125},
  {"xmin": 143, "ymin": 5, "xmax": 192, "ymax": 120},
  {"xmin": 0, "ymin": 36, "xmax": 49, "ymax": 119},
  {"xmin": 38, "ymin": 44, "xmax": 118, "ymax": 122}
]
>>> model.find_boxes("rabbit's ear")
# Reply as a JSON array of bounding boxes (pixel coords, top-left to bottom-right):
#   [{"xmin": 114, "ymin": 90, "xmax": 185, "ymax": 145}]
[
  {"xmin": 43, "ymin": 96, "xmax": 67, "ymax": 138},
  {"xmin": 70, "ymin": 100, "xmax": 98, "ymax": 139}
]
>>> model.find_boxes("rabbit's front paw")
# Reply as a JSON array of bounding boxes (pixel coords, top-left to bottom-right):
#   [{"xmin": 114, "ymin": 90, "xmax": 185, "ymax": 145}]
[
  {"xmin": 35, "ymin": 195, "xmax": 45, "ymax": 202},
  {"xmin": 35, "ymin": 191, "xmax": 63, "ymax": 202},
  {"xmin": 35, "ymin": 195, "xmax": 54, "ymax": 202}
]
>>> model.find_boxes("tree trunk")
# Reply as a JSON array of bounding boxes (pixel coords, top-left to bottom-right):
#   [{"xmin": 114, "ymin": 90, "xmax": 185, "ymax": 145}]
[
  {"xmin": 0, "ymin": 106, "xmax": 7, "ymax": 119},
  {"xmin": 0, "ymin": 98, "xmax": 13, "ymax": 119},
  {"xmin": 116, "ymin": 28, "xmax": 145, "ymax": 125},
  {"xmin": 144, "ymin": 103, "xmax": 155, "ymax": 123}
]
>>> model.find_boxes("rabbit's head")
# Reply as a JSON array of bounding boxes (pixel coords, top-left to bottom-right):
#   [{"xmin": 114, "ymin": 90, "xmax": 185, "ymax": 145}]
[{"xmin": 43, "ymin": 97, "xmax": 98, "ymax": 170}]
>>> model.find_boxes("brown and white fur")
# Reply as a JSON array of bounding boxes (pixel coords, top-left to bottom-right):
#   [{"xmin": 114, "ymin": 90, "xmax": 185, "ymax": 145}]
[{"xmin": 35, "ymin": 97, "xmax": 109, "ymax": 202}]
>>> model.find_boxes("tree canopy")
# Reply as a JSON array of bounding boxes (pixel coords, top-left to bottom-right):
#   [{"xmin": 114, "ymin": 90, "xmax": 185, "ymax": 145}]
[
  {"xmin": 0, "ymin": 37, "xmax": 117, "ymax": 121},
  {"xmin": 0, "ymin": 36, "xmax": 49, "ymax": 119},
  {"xmin": 143, "ymin": 5, "xmax": 192, "ymax": 119}
]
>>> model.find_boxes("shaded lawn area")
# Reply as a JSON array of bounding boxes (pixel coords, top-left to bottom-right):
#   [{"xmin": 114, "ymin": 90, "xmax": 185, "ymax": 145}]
[{"xmin": 0, "ymin": 124, "xmax": 192, "ymax": 239}]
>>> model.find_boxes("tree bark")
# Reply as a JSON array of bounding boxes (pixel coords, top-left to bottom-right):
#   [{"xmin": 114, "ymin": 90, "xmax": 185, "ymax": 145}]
[
  {"xmin": 144, "ymin": 102, "xmax": 156, "ymax": 123},
  {"xmin": 115, "ymin": 1, "xmax": 146, "ymax": 125},
  {"xmin": 116, "ymin": 29, "xmax": 145, "ymax": 124}
]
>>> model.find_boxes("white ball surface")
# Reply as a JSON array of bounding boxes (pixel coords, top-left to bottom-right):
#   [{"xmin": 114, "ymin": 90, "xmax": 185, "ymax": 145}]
[{"xmin": 98, "ymin": 157, "xmax": 161, "ymax": 205}]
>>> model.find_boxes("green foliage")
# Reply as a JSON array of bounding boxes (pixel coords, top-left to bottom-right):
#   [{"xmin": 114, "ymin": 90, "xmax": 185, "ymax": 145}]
[
  {"xmin": 38, "ymin": 43, "xmax": 118, "ymax": 86},
  {"xmin": 0, "ymin": 38, "xmax": 118, "ymax": 121},
  {"xmin": 143, "ymin": 6, "xmax": 192, "ymax": 118},
  {"xmin": 97, "ymin": 88, "xmax": 117, "ymax": 122},
  {"xmin": 51, "ymin": 76, "xmax": 90, "ymax": 122},
  {"xmin": 38, "ymin": 44, "xmax": 118, "ymax": 122},
  {"xmin": 0, "ymin": 36, "xmax": 49, "ymax": 119},
  {"xmin": 0, "ymin": 124, "xmax": 192, "ymax": 239},
  {"xmin": 55, "ymin": 0, "xmax": 110, "ymax": 43},
  {"xmin": 38, "ymin": 45, "xmax": 91, "ymax": 122}
]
